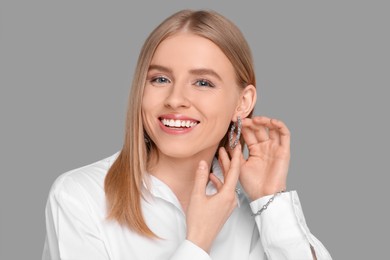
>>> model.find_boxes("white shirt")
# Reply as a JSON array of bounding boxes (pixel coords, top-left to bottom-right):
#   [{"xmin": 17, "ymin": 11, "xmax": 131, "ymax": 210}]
[{"xmin": 42, "ymin": 152, "xmax": 332, "ymax": 260}]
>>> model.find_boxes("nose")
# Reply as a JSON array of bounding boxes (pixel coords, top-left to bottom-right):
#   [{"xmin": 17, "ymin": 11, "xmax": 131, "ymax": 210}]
[{"xmin": 164, "ymin": 84, "xmax": 190, "ymax": 109}]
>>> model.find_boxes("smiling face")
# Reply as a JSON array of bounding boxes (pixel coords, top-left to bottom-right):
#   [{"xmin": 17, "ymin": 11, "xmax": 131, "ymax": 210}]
[{"xmin": 142, "ymin": 33, "xmax": 242, "ymax": 161}]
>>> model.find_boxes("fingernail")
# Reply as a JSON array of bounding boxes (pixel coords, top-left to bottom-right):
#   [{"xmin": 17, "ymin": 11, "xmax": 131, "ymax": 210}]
[{"xmin": 198, "ymin": 160, "xmax": 207, "ymax": 170}]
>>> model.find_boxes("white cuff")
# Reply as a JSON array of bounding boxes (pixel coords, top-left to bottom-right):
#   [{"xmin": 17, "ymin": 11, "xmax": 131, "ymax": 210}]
[
  {"xmin": 250, "ymin": 191, "xmax": 311, "ymax": 246},
  {"xmin": 169, "ymin": 240, "xmax": 211, "ymax": 260},
  {"xmin": 250, "ymin": 191, "xmax": 332, "ymax": 259}
]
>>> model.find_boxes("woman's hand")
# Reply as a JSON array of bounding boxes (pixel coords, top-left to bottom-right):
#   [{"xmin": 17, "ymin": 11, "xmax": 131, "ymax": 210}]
[
  {"xmin": 235, "ymin": 116, "xmax": 291, "ymax": 201},
  {"xmin": 186, "ymin": 145, "xmax": 242, "ymax": 253}
]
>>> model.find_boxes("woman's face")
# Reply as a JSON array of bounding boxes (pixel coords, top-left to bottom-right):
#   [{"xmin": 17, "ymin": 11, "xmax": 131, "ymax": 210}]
[{"xmin": 142, "ymin": 32, "xmax": 241, "ymax": 160}]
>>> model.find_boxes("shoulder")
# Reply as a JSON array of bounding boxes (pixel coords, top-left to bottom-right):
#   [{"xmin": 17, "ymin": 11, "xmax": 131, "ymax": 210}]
[{"xmin": 48, "ymin": 152, "xmax": 120, "ymax": 202}]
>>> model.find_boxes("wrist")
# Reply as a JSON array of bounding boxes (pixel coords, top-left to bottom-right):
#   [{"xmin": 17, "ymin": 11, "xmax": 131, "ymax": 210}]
[
  {"xmin": 249, "ymin": 185, "xmax": 287, "ymax": 201},
  {"xmin": 251, "ymin": 190, "xmax": 286, "ymax": 216},
  {"xmin": 186, "ymin": 234, "xmax": 212, "ymax": 253}
]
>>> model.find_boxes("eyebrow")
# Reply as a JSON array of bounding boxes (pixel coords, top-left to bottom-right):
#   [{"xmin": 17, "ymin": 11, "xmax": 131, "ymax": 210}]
[
  {"xmin": 148, "ymin": 64, "xmax": 222, "ymax": 81},
  {"xmin": 148, "ymin": 64, "xmax": 172, "ymax": 74}
]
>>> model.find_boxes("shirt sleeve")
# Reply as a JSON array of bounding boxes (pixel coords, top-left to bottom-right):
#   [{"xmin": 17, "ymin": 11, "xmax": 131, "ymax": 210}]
[
  {"xmin": 42, "ymin": 176, "xmax": 110, "ymax": 260},
  {"xmin": 249, "ymin": 191, "xmax": 332, "ymax": 260},
  {"xmin": 169, "ymin": 240, "xmax": 212, "ymax": 260}
]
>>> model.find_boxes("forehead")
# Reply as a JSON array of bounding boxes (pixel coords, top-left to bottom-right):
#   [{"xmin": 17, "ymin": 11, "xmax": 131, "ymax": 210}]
[{"xmin": 150, "ymin": 33, "xmax": 235, "ymax": 77}]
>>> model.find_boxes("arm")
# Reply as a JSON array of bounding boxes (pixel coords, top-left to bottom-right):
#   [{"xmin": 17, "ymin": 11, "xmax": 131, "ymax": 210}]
[
  {"xmin": 183, "ymin": 147, "xmax": 243, "ymax": 255},
  {"xmin": 168, "ymin": 240, "xmax": 211, "ymax": 260},
  {"xmin": 249, "ymin": 191, "xmax": 331, "ymax": 260},
  {"xmin": 238, "ymin": 116, "xmax": 331, "ymax": 259},
  {"xmin": 42, "ymin": 176, "xmax": 110, "ymax": 260}
]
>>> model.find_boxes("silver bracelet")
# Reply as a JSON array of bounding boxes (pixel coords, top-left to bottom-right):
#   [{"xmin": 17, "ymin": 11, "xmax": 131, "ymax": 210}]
[{"xmin": 252, "ymin": 190, "xmax": 286, "ymax": 216}]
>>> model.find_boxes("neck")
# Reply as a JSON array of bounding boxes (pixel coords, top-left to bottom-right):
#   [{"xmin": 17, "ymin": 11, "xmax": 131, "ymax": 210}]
[{"xmin": 147, "ymin": 148, "xmax": 217, "ymax": 212}]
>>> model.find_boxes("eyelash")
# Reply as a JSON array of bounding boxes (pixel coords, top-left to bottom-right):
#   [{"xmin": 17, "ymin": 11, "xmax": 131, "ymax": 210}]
[
  {"xmin": 150, "ymin": 76, "xmax": 171, "ymax": 84},
  {"xmin": 194, "ymin": 79, "xmax": 215, "ymax": 88},
  {"xmin": 149, "ymin": 76, "xmax": 215, "ymax": 88}
]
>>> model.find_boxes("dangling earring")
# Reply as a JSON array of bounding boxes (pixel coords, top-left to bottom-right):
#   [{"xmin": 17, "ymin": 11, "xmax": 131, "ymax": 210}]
[{"xmin": 229, "ymin": 116, "xmax": 242, "ymax": 150}]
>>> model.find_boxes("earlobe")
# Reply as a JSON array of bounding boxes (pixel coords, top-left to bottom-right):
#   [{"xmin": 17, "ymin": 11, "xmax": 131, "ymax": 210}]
[{"xmin": 235, "ymin": 84, "xmax": 257, "ymax": 119}]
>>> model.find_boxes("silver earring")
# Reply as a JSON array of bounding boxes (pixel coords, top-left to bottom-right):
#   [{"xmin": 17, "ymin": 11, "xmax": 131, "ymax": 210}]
[{"xmin": 229, "ymin": 116, "xmax": 242, "ymax": 150}]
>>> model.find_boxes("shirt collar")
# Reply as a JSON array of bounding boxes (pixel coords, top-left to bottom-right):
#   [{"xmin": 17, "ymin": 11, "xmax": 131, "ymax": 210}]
[{"xmin": 142, "ymin": 158, "xmax": 240, "ymax": 212}]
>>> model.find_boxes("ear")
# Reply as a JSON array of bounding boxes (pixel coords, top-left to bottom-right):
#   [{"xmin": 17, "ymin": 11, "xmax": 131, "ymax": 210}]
[{"xmin": 232, "ymin": 84, "xmax": 257, "ymax": 121}]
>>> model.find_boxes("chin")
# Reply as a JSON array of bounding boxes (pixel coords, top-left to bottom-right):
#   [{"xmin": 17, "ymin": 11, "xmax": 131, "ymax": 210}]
[
  {"xmin": 158, "ymin": 146, "xmax": 199, "ymax": 159},
  {"xmin": 156, "ymin": 142, "xmax": 217, "ymax": 160}
]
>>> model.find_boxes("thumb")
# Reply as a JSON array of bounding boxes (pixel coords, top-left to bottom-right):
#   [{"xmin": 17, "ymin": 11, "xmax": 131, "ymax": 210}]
[{"xmin": 192, "ymin": 160, "xmax": 209, "ymax": 195}]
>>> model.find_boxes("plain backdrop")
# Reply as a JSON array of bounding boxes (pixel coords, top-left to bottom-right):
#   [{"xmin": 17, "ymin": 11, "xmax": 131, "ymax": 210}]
[{"xmin": 1, "ymin": 1, "xmax": 389, "ymax": 259}]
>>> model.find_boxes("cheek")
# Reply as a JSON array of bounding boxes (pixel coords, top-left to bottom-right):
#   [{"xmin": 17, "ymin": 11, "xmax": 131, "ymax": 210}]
[
  {"xmin": 141, "ymin": 88, "xmax": 151, "ymax": 108},
  {"xmin": 141, "ymin": 88, "xmax": 159, "ymax": 113},
  {"xmin": 197, "ymin": 98, "xmax": 235, "ymax": 135},
  {"xmin": 141, "ymin": 91, "xmax": 156, "ymax": 131},
  {"xmin": 197, "ymin": 92, "xmax": 237, "ymax": 118}
]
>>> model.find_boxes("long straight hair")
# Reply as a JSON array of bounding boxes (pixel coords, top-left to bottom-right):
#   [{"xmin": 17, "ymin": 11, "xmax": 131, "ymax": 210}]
[{"xmin": 104, "ymin": 9, "xmax": 256, "ymax": 237}]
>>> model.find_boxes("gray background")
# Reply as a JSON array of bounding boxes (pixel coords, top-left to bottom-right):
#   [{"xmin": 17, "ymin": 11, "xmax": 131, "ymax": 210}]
[{"xmin": 1, "ymin": 0, "xmax": 389, "ymax": 259}]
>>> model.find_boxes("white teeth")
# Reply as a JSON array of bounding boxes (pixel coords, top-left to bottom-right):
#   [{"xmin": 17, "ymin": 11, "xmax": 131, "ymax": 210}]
[{"xmin": 161, "ymin": 118, "xmax": 198, "ymax": 128}]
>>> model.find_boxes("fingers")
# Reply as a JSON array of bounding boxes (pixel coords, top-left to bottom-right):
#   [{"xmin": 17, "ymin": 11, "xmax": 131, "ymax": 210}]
[
  {"xmin": 192, "ymin": 160, "xmax": 210, "ymax": 195},
  {"xmin": 209, "ymin": 173, "xmax": 223, "ymax": 191},
  {"xmin": 241, "ymin": 123, "xmax": 261, "ymax": 147},
  {"xmin": 270, "ymin": 118, "xmax": 290, "ymax": 148},
  {"xmin": 218, "ymin": 147, "xmax": 230, "ymax": 179},
  {"xmin": 242, "ymin": 117, "xmax": 290, "ymax": 148},
  {"xmin": 268, "ymin": 119, "xmax": 281, "ymax": 145},
  {"xmin": 193, "ymin": 148, "xmax": 241, "ymax": 196}
]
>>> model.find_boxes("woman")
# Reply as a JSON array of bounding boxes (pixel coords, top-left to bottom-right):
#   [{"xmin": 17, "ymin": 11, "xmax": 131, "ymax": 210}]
[{"xmin": 43, "ymin": 9, "xmax": 332, "ymax": 260}]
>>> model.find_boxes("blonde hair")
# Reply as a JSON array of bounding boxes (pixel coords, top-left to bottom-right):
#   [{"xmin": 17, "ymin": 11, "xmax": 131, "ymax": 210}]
[{"xmin": 104, "ymin": 9, "xmax": 256, "ymax": 237}]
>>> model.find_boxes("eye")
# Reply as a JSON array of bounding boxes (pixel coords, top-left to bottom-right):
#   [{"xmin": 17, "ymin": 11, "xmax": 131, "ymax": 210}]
[
  {"xmin": 150, "ymin": 76, "xmax": 171, "ymax": 85},
  {"xmin": 194, "ymin": 79, "xmax": 215, "ymax": 88}
]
